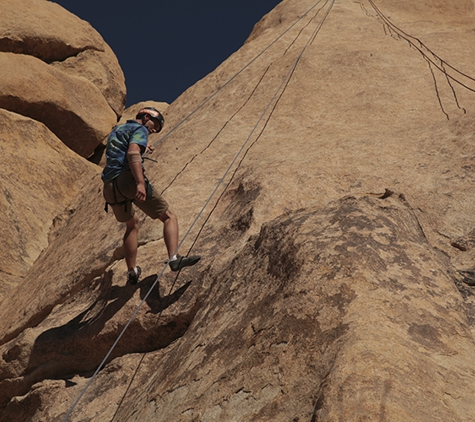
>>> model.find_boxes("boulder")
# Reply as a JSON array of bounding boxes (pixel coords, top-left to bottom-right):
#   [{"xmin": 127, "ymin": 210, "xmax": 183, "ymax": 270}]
[
  {"xmin": 101, "ymin": 195, "xmax": 475, "ymax": 422},
  {"xmin": 0, "ymin": 0, "xmax": 126, "ymax": 300},
  {"xmin": 2, "ymin": 196, "xmax": 475, "ymax": 421},
  {"xmin": 0, "ymin": 0, "xmax": 126, "ymax": 156},
  {"xmin": 0, "ymin": 53, "xmax": 117, "ymax": 158}
]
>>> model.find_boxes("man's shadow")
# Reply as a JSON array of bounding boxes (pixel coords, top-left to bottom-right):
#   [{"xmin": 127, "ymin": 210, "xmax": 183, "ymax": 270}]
[
  {"xmin": 20, "ymin": 271, "xmax": 193, "ymax": 397},
  {"xmin": 35, "ymin": 271, "xmax": 192, "ymax": 340},
  {"xmin": 138, "ymin": 274, "xmax": 192, "ymax": 315}
]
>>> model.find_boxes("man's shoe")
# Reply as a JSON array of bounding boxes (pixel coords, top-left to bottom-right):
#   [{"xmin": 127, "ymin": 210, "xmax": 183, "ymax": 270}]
[
  {"xmin": 127, "ymin": 266, "xmax": 142, "ymax": 284},
  {"xmin": 169, "ymin": 255, "xmax": 201, "ymax": 272}
]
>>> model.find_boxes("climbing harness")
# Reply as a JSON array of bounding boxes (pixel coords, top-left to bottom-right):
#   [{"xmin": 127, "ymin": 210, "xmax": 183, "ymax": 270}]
[
  {"xmin": 62, "ymin": 1, "xmax": 334, "ymax": 420},
  {"xmin": 104, "ymin": 178, "xmax": 131, "ymax": 213},
  {"xmin": 104, "ymin": 176, "xmax": 153, "ymax": 213}
]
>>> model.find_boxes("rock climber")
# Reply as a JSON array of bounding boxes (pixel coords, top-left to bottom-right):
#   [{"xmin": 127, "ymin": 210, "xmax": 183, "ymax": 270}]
[{"xmin": 102, "ymin": 106, "xmax": 201, "ymax": 284}]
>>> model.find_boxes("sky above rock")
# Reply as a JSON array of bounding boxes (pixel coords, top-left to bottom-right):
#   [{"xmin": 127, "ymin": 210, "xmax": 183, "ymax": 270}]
[{"xmin": 52, "ymin": 0, "xmax": 282, "ymax": 107}]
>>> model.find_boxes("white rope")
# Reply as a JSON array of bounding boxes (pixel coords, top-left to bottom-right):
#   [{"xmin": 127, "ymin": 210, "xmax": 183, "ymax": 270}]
[{"xmin": 62, "ymin": 1, "xmax": 334, "ymax": 420}]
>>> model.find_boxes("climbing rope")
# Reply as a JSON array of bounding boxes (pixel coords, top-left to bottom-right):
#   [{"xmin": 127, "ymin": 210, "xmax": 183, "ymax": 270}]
[
  {"xmin": 367, "ymin": 0, "xmax": 475, "ymax": 118},
  {"xmin": 156, "ymin": 0, "xmax": 330, "ymax": 196},
  {"xmin": 185, "ymin": 0, "xmax": 334, "ymax": 258},
  {"xmin": 145, "ymin": 0, "xmax": 327, "ymax": 154},
  {"xmin": 62, "ymin": 1, "xmax": 334, "ymax": 420}
]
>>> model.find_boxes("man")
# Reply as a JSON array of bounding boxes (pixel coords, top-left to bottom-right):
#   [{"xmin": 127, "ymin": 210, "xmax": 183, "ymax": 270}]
[{"xmin": 102, "ymin": 106, "xmax": 200, "ymax": 284}]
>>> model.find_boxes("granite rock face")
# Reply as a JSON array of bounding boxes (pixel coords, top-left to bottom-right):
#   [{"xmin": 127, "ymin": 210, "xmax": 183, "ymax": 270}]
[
  {"xmin": 2, "ymin": 0, "xmax": 475, "ymax": 421},
  {"xmin": 0, "ymin": 109, "xmax": 98, "ymax": 303},
  {"xmin": 0, "ymin": 0, "xmax": 125, "ymax": 301}
]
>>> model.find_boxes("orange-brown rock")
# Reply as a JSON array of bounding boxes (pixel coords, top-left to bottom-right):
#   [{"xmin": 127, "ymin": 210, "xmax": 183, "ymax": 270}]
[
  {"xmin": 2, "ymin": 0, "xmax": 475, "ymax": 421},
  {"xmin": 0, "ymin": 109, "xmax": 98, "ymax": 303},
  {"xmin": 0, "ymin": 0, "xmax": 126, "ymax": 156},
  {"xmin": 0, "ymin": 0, "xmax": 126, "ymax": 302}
]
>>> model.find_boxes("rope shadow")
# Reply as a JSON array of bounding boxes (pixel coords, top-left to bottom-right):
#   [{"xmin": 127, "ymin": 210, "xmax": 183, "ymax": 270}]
[{"xmin": 138, "ymin": 275, "xmax": 192, "ymax": 315}]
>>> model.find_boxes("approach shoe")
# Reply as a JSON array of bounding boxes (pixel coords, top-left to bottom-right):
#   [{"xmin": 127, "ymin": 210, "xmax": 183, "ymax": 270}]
[
  {"xmin": 169, "ymin": 254, "xmax": 201, "ymax": 272},
  {"xmin": 127, "ymin": 266, "xmax": 142, "ymax": 285}
]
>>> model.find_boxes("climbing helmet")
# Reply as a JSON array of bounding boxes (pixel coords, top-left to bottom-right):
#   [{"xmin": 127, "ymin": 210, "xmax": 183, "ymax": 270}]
[{"xmin": 136, "ymin": 107, "xmax": 165, "ymax": 132}]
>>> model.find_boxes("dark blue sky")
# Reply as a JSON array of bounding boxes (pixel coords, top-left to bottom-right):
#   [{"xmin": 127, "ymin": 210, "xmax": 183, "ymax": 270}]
[{"xmin": 52, "ymin": 1, "xmax": 282, "ymax": 107}]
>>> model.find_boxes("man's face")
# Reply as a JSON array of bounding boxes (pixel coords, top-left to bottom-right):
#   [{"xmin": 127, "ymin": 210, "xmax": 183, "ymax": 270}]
[
  {"xmin": 144, "ymin": 117, "xmax": 161, "ymax": 134},
  {"xmin": 152, "ymin": 118, "xmax": 162, "ymax": 133}
]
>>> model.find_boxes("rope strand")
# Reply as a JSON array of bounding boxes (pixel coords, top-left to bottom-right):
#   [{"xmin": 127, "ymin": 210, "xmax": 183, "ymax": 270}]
[{"xmin": 145, "ymin": 0, "xmax": 326, "ymax": 155}]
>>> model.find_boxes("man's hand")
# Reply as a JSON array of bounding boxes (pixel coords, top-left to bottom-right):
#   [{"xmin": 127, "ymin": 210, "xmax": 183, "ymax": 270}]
[
  {"xmin": 135, "ymin": 181, "xmax": 147, "ymax": 202},
  {"xmin": 145, "ymin": 144, "xmax": 155, "ymax": 154}
]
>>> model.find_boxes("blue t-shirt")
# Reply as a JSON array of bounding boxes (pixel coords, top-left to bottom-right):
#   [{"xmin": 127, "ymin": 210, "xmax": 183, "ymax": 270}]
[{"xmin": 101, "ymin": 120, "xmax": 148, "ymax": 182}]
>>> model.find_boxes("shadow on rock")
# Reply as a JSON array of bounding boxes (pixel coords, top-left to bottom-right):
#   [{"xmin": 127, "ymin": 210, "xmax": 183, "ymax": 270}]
[
  {"xmin": 139, "ymin": 275, "xmax": 192, "ymax": 315},
  {"xmin": 1, "ymin": 272, "xmax": 198, "ymax": 409}
]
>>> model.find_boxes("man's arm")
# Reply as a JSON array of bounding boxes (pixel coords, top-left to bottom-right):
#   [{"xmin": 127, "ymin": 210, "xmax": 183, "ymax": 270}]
[{"xmin": 127, "ymin": 143, "xmax": 146, "ymax": 202}]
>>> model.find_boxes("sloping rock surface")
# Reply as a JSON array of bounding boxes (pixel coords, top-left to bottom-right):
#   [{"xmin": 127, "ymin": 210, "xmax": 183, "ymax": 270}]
[
  {"xmin": 2, "ymin": 0, "xmax": 475, "ymax": 421},
  {"xmin": 0, "ymin": 0, "xmax": 125, "ymax": 301},
  {"xmin": 92, "ymin": 195, "xmax": 475, "ymax": 422},
  {"xmin": 0, "ymin": 109, "xmax": 98, "ymax": 303}
]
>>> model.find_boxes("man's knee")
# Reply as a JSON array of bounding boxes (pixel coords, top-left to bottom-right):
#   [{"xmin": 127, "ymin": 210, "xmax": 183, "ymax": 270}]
[
  {"xmin": 126, "ymin": 214, "xmax": 140, "ymax": 230},
  {"xmin": 158, "ymin": 208, "xmax": 177, "ymax": 223}
]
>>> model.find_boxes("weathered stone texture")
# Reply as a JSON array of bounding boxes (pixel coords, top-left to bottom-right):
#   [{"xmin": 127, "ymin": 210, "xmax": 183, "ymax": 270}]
[
  {"xmin": 2, "ymin": 0, "xmax": 475, "ymax": 421},
  {"xmin": 0, "ymin": 0, "xmax": 126, "ymax": 156},
  {"xmin": 0, "ymin": 52, "xmax": 117, "ymax": 157},
  {"xmin": 113, "ymin": 195, "xmax": 474, "ymax": 422},
  {"xmin": 0, "ymin": 109, "xmax": 98, "ymax": 303},
  {"xmin": 0, "ymin": 0, "xmax": 126, "ymax": 300}
]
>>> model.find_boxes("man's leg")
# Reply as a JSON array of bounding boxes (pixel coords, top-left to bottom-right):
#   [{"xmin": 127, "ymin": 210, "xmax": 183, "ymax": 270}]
[
  {"xmin": 136, "ymin": 188, "xmax": 201, "ymax": 271},
  {"xmin": 158, "ymin": 209, "xmax": 179, "ymax": 258},
  {"xmin": 158, "ymin": 208, "xmax": 201, "ymax": 271},
  {"xmin": 124, "ymin": 214, "xmax": 140, "ymax": 271}
]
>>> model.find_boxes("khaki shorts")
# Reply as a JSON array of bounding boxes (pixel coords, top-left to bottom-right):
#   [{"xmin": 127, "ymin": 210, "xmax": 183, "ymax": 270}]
[{"xmin": 103, "ymin": 170, "xmax": 169, "ymax": 222}]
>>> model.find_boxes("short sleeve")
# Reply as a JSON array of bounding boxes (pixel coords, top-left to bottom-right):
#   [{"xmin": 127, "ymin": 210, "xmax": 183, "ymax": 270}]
[{"xmin": 129, "ymin": 125, "xmax": 149, "ymax": 153}]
